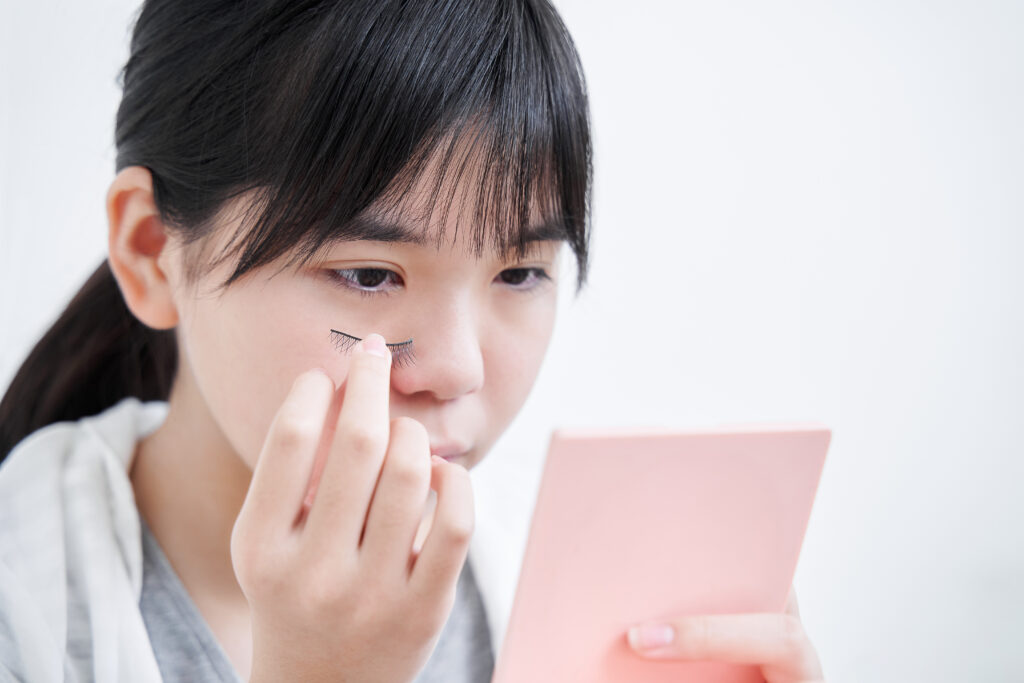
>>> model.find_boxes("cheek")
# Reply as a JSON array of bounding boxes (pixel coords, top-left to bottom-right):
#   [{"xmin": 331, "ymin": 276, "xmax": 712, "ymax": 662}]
[
  {"xmin": 487, "ymin": 298, "xmax": 557, "ymax": 418},
  {"xmin": 179, "ymin": 283, "xmax": 352, "ymax": 468}
]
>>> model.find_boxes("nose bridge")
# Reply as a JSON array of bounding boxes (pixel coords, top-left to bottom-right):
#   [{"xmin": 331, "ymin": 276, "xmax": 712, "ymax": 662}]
[{"xmin": 393, "ymin": 288, "xmax": 485, "ymax": 400}]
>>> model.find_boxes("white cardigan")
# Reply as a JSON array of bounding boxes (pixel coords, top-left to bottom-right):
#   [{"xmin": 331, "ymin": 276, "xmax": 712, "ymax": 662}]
[{"xmin": 0, "ymin": 398, "xmax": 509, "ymax": 682}]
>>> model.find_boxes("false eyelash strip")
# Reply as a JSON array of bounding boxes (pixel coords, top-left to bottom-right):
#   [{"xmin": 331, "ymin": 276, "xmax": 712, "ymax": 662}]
[{"xmin": 329, "ymin": 329, "xmax": 417, "ymax": 369}]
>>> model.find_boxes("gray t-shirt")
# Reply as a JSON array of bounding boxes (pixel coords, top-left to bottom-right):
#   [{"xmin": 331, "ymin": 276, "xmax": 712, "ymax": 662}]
[{"xmin": 138, "ymin": 517, "xmax": 495, "ymax": 682}]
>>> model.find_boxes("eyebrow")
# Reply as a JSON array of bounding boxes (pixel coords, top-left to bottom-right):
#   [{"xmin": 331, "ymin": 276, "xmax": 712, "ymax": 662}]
[{"xmin": 334, "ymin": 214, "xmax": 571, "ymax": 246}]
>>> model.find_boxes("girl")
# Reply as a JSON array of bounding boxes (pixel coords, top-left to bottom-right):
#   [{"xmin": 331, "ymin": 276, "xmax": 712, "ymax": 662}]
[{"xmin": 0, "ymin": 0, "xmax": 827, "ymax": 681}]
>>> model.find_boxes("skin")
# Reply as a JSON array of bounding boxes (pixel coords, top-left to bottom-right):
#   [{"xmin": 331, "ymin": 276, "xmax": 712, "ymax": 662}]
[
  {"xmin": 107, "ymin": 161, "xmax": 826, "ymax": 682},
  {"xmin": 108, "ymin": 162, "xmax": 562, "ymax": 681},
  {"xmin": 626, "ymin": 588, "xmax": 826, "ymax": 680}
]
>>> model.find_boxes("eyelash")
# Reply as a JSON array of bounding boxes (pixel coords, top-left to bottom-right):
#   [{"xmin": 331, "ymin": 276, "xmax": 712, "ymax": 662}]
[
  {"xmin": 329, "ymin": 329, "xmax": 417, "ymax": 369},
  {"xmin": 325, "ymin": 266, "xmax": 552, "ymax": 298},
  {"xmin": 325, "ymin": 266, "xmax": 549, "ymax": 368}
]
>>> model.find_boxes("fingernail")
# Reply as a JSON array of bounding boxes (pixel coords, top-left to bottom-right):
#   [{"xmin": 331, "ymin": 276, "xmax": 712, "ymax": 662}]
[
  {"xmin": 627, "ymin": 623, "xmax": 675, "ymax": 650},
  {"xmin": 358, "ymin": 333, "xmax": 390, "ymax": 359}
]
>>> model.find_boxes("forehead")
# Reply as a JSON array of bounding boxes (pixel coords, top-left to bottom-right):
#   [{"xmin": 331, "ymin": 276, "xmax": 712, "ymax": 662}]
[{"xmin": 331, "ymin": 130, "xmax": 568, "ymax": 259}]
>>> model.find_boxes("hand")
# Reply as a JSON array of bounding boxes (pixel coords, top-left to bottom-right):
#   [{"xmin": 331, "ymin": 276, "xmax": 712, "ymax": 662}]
[
  {"xmin": 230, "ymin": 333, "xmax": 475, "ymax": 683},
  {"xmin": 626, "ymin": 585, "xmax": 826, "ymax": 683}
]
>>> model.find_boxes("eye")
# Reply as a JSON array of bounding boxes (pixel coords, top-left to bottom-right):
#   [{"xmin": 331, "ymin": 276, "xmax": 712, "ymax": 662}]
[
  {"xmin": 327, "ymin": 268, "xmax": 403, "ymax": 297},
  {"xmin": 497, "ymin": 267, "xmax": 551, "ymax": 289}
]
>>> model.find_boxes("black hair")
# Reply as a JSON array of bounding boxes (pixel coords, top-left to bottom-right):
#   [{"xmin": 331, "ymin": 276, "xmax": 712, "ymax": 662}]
[{"xmin": 0, "ymin": 0, "xmax": 592, "ymax": 462}]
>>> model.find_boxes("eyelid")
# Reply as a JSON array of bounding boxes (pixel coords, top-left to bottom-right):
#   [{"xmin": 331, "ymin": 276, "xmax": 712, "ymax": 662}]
[
  {"xmin": 321, "ymin": 256, "xmax": 407, "ymax": 278},
  {"xmin": 326, "ymin": 267, "xmax": 403, "ymax": 297}
]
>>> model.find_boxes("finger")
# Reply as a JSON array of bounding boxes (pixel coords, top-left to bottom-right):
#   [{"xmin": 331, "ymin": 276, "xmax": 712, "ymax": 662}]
[
  {"xmin": 241, "ymin": 368, "xmax": 335, "ymax": 539},
  {"xmin": 304, "ymin": 333, "xmax": 392, "ymax": 550},
  {"xmin": 297, "ymin": 385, "xmax": 343, "ymax": 520},
  {"xmin": 412, "ymin": 490, "xmax": 438, "ymax": 557},
  {"xmin": 360, "ymin": 416, "xmax": 433, "ymax": 575},
  {"xmin": 410, "ymin": 457, "xmax": 474, "ymax": 596},
  {"xmin": 626, "ymin": 613, "xmax": 824, "ymax": 678}
]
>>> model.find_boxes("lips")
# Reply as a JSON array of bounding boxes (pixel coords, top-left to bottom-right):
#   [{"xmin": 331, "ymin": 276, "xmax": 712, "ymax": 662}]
[{"xmin": 429, "ymin": 441, "xmax": 471, "ymax": 460}]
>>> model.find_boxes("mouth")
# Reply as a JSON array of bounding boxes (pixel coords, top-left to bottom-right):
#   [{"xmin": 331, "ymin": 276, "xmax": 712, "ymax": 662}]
[{"xmin": 429, "ymin": 441, "xmax": 471, "ymax": 461}]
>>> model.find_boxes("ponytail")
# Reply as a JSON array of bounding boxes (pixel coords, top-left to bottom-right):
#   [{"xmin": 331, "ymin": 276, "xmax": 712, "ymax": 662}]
[
  {"xmin": 1, "ymin": 0, "xmax": 595, "ymax": 463},
  {"xmin": 0, "ymin": 260, "xmax": 176, "ymax": 464}
]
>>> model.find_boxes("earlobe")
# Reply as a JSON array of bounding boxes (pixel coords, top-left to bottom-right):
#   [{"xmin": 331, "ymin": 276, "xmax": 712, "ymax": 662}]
[{"xmin": 106, "ymin": 165, "xmax": 180, "ymax": 330}]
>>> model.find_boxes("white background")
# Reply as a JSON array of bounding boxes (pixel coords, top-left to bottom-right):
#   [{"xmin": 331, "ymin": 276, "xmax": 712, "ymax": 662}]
[{"xmin": 2, "ymin": 1, "xmax": 1022, "ymax": 681}]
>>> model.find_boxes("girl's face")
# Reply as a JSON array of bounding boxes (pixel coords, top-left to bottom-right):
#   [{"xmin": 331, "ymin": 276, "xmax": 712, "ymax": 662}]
[{"xmin": 164, "ymin": 180, "xmax": 563, "ymax": 472}]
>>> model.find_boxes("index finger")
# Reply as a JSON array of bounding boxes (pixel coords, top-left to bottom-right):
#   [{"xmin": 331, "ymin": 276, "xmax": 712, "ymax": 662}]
[
  {"xmin": 304, "ymin": 332, "xmax": 393, "ymax": 548},
  {"xmin": 240, "ymin": 368, "xmax": 336, "ymax": 539}
]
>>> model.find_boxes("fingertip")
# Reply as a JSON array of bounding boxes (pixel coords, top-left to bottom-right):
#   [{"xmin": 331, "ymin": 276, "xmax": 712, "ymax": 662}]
[
  {"xmin": 284, "ymin": 370, "xmax": 330, "ymax": 406},
  {"xmin": 295, "ymin": 366, "xmax": 333, "ymax": 389},
  {"xmin": 358, "ymin": 332, "xmax": 391, "ymax": 361},
  {"xmin": 316, "ymin": 366, "xmax": 339, "ymax": 387}
]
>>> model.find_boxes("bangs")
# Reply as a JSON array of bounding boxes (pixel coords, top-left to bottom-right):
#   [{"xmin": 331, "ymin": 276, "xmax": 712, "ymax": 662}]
[{"xmin": 189, "ymin": 0, "xmax": 591, "ymax": 290}]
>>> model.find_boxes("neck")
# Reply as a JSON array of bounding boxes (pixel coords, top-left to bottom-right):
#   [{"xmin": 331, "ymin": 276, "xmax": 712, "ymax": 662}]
[{"xmin": 130, "ymin": 357, "xmax": 253, "ymax": 605}]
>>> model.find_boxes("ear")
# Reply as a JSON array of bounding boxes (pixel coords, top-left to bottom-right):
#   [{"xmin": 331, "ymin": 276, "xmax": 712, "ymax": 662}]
[{"xmin": 106, "ymin": 166, "xmax": 180, "ymax": 330}]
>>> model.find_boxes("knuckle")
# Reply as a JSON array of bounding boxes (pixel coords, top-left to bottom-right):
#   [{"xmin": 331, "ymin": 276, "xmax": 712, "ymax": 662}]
[
  {"xmin": 272, "ymin": 414, "xmax": 319, "ymax": 451},
  {"xmin": 451, "ymin": 462, "xmax": 474, "ymax": 492},
  {"xmin": 390, "ymin": 454, "xmax": 429, "ymax": 489},
  {"xmin": 436, "ymin": 471, "xmax": 475, "ymax": 544},
  {"xmin": 341, "ymin": 422, "xmax": 387, "ymax": 457},
  {"xmin": 229, "ymin": 514, "xmax": 251, "ymax": 549},
  {"xmin": 232, "ymin": 536, "xmax": 285, "ymax": 595},
  {"xmin": 441, "ymin": 510, "xmax": 474, "ymax": 545},
  {"xmin": 229, "ymin": 535, "xmax": 256, "ymax": 586},
  {"xmin": 293, "ymin": 367, "xmax": 333, "ymax": 396},
  {"xmin": 391, "ymin": 416, "xmax": 429, "ymax": 444},
  {"xmin": 387, "ymin": 423, "xmax": 431, "ymax": 485},
  {"xmin": 244, "ymin": 559, "xmax": 284, "ymax": 596}
]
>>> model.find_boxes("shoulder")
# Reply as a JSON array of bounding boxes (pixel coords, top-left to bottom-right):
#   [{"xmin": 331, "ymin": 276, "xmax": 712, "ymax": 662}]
[
  {"xmin": 0, "ymin": 396, "xmax": 169, "ymax": 567},
  {"xmin": 0, "ymin": 398, "xmax": 169, "ymax": 681},
  {"xmin": 0, "ymin": 397, "xmax": 168, "ymax": 495}
]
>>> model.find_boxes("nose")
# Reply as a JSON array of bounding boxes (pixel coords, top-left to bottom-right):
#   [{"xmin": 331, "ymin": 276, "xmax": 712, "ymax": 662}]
[{"xmin": 389, "ymin": 299, "xmax": 485, "ymax": 402}]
